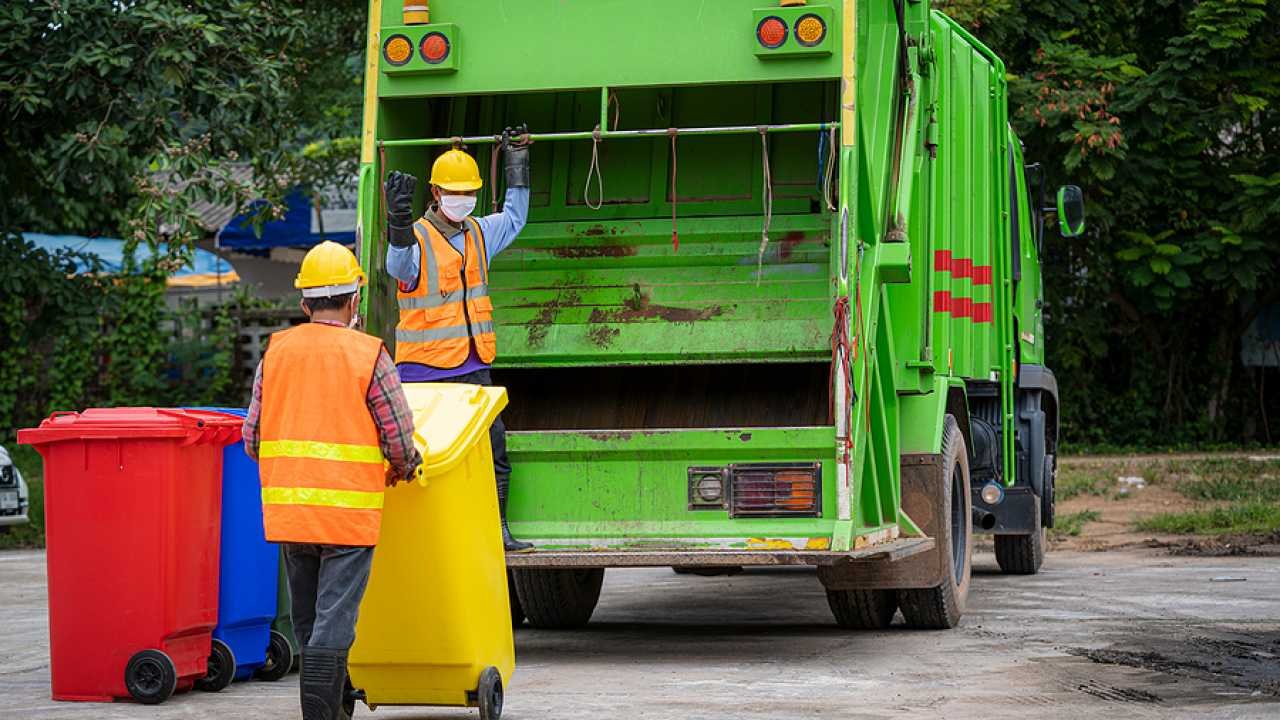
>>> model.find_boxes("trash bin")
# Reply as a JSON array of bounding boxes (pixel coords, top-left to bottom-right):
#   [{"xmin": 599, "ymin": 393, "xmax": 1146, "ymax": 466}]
[
  {"xmin": 349, "ymin": 383, "xmax": 513, "ymax": 720},
  {"xmin": 186, "ymin": 408, "xmax": 284, "ymax": 691},
  {"xmin": 18, "ymin": 408, "xmax": 242, "ymax": 704},
  {"xmin": 268, "ymin": 545, "xmax": 301, "ymax": 675}
]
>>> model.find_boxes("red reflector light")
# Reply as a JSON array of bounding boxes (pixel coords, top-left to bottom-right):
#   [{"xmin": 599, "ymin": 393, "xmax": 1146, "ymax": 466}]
[
  {"xmin": 730, "ymin": 463, "xmax": 821, "ymax": 518},
  {"xmin": 757, "ymin": 16, "xmax": 788, "ymax": 49},
  {"xmin": 420, "ymin": 32, "xmax": 450, "ymax": 64}
]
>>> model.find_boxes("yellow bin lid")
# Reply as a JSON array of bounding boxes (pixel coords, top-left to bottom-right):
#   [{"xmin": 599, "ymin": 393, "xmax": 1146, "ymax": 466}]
[{"xmin": 401, "ymin": 383, "xmax": 509, "ymax": 481}]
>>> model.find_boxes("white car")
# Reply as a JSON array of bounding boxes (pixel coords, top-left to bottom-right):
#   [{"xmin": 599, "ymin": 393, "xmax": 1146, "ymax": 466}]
[{"xmin": 0, "ymin": 445, "xmax": 30, "ymax": 530}]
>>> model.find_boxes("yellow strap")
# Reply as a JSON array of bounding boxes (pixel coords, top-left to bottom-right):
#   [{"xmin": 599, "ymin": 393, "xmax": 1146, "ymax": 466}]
[
  {"xmin": 259, "ymin": 439, "xmax": 384, "ymax": 464},
  {"xmin": 262, "ymin": 486, "xmax": 384, "ymax": 510}
]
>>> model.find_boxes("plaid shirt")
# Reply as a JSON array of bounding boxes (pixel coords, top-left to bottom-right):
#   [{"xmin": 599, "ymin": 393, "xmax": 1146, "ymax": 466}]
[{"xmin": 243, "ymin": 321, "xmax": 422, "ymax": 480}]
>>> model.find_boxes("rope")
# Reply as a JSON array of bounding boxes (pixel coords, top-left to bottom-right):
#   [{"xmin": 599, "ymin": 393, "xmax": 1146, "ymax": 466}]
[
  {"xmin": 378, "ymin": 144, "xmax": 388, "ymax": 240},
  {"xmin": 669, "ymin": 129, "xmax": 679, "ymax": 252},
  {"xmin": 756, "ymin": 128, "xmax": 773, "ymax": 283},
  {"xmin": 608, "ymin": 91, "xmax": 621, "ymax": 131},
  {"xmin": 488, "ymin": 135, "xmax": 502, "ymax": 213},
  {"xmin": 823, "ymin": 125, "xmax": 838, "ymax": 212},
  {"xmin": 584, "ymin": 125, "xmax": 604, "ymax": 210},
  {"xmin": 829, "ymin": 295, "xmax": 855, "ymax": 428}
]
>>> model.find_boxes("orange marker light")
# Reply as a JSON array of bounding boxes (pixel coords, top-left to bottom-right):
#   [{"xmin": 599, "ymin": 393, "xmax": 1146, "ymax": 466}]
[
  {"xmin": 795, "ymin": 14, "xmax": 827, "ymax": 46},
  {"xmin": 383, "ymin": 35, "xmax": 413, "ymax": 66},
  {"xmin": 757, "ymin": 16, "xmax": 788, "ymax": 49},
  {"xmin": 420, "ymin": 32, "xmax": 450, "ymax": 64}
]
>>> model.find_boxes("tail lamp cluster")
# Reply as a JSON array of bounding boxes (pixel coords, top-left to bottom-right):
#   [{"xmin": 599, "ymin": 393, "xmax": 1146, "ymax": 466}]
[
  {"xmin": 382, "ymin": 31, "xmax": 451, "ymax": 67},
  {"xmin": 756, "ymin": 13, "xmax": 827, "ymax": 50},
  {"xmin": 688, "ymin": 463, "xmax": 822, "ymax": 518}
]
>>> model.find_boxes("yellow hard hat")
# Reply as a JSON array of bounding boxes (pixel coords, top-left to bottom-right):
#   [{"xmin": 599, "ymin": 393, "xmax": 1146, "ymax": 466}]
[
  {"xmin": 430, "ymin": 149, "xmax": 483, "ymax": 192},
  {"xmin": 295, "ymin": 241, "xmax": 366, "ymax": 297}
]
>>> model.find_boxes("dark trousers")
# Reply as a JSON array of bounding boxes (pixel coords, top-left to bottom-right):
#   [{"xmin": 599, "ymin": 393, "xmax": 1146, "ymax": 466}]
[
  {"xmin": 283, "ymin": 543, "xmax": 375, "ymax": 651},
  {"xmin": 425, "ymin": 368, "xmax": 511, "ymax": 484}
]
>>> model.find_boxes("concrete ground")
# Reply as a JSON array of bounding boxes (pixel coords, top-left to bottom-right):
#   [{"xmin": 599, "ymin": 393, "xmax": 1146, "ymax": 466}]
[{"xmin": 2, "ymin": 549, "xmax": 1278, "ymax": 719}]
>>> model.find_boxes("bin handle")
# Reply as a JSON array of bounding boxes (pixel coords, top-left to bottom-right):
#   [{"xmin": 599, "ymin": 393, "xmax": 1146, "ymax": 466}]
[
  {"xmin": 47, "ymin": 410, "xmax": 79, "ymax": 421},
  {"xmin": 156, "ymin": 408, "xmax": 204, "ymax": 428}
]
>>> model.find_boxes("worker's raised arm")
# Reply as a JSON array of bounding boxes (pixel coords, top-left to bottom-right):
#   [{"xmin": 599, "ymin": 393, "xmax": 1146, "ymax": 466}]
[
  {"xmin": 384, "ymin": 171, "xmax": 421, "ymax": 288},
  {"xmin": 477, "ymin": 126, "xmax": 531, "ymax": 258}
]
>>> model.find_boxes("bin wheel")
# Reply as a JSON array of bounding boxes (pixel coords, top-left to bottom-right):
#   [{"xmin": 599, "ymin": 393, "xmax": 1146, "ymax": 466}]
[
  {"xmin": 255, "ymin": 630, "xmax": 293, "ymax": 682},
  {"xmin": 477, "ymin": 666, "xmax": 503, "ymax": 720},
  {"xmin": 195, "ymin": 638, "xmax": 236, "ymax": 692},
  {"xmin": 125, "ymin": 649, "xmax": 178, "ymax": 705}
]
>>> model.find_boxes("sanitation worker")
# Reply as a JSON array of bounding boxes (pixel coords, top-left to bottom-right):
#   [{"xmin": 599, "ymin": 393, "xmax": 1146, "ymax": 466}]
[
  {"xmin": 243, "ymin": 241, "xmax": 423, "ymax": 720},
  {"xmin": 382, "ymin": 125, "xmax": 533, "ymax": 552}
]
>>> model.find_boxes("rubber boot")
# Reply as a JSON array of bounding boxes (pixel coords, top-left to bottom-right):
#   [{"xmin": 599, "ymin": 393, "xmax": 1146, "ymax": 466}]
[
  {"xmin": 300, "ymin": 648, "xmax": 350, "ymax": 720},
  {"xmin": 497, "ymin": 476, "xmax": 534, "ymax": 553}
]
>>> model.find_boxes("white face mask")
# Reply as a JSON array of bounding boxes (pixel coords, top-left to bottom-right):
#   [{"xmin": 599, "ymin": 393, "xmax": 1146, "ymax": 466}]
[{"xmin": 439, "ymin": 194, "xmax": 477, "ymax": 222}]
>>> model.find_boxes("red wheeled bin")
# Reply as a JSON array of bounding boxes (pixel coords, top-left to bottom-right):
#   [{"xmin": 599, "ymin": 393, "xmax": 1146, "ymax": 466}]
[{"xmin": 18, "ymin": 408, "xmax": 242, "ymax": 704}]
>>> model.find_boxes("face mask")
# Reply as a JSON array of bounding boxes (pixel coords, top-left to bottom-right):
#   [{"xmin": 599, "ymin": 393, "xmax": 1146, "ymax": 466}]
[{"xmin": 439, "ymin": 194, "xmax": 477, "ymax": 222}]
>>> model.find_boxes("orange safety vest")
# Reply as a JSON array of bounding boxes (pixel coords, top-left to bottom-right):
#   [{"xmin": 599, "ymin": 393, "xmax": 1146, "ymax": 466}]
[
  {"xmin": 395, "ymin": 216, "xmax": 497, "ymax": 369},
  {"xmin": 258, "ymin": 323, "xmax": 387, "ymax": 546}
]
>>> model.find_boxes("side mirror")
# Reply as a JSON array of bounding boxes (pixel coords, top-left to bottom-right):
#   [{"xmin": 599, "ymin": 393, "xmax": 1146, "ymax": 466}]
[{"xmin": 1056, "ymin": 185, "xmax": 1086, "ymax": 238}]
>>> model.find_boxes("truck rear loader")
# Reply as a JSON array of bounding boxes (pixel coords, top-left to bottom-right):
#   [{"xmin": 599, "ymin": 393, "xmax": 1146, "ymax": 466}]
[{"xmin": 356, "ymin": 0, "xmax": 1085, "ymax": 630}]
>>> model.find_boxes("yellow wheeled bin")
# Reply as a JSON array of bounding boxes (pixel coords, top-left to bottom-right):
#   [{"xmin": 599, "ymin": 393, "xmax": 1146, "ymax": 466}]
[{"xmin": 349, "ymin": 383, "xmax": 513, "ymax": 720}]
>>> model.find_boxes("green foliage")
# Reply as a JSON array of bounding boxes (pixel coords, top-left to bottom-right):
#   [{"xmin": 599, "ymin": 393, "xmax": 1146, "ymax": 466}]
[
  {"xmin": 1154, "ymin": 458, "xmax": 1280, "ymax": 501},
  {"xmin": 1136, "ymin": 501, "xmax": 1280, "ymax": 534},
  {"xmin": 954, "ymin": 0, "xmax": 1280, "ymax": 445},
  {"xmin": 1051, "ymin": 509, "xmax": 1102, "ymax": 538}
]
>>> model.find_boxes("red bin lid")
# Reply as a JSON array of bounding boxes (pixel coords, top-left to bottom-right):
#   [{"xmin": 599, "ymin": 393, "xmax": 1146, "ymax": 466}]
[{"xmin": 18, "ymin": 408, "xmax": 243, "ymax": 447}]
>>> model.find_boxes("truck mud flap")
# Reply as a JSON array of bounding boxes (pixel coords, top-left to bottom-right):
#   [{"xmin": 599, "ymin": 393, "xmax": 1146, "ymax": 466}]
[{"xmin": 817, "ymin": 453, "xmax": 947, "ymax": 591}]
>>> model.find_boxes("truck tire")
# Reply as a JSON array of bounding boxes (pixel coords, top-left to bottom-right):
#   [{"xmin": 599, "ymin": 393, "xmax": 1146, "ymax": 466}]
[
  {"xmin": 510, "ymin": 568, "xmax": 604, "ymax": 629},
  {"xmin": 826, "ymin": 589, "xmax": 897, "ymax": 629},
  {"xmin": 994, "ymin": 500, "xmax": 1045, "ymax": 574},
  {"xmin": 897, "ymin": 414, "xmax": 972, "ymax": 629}
]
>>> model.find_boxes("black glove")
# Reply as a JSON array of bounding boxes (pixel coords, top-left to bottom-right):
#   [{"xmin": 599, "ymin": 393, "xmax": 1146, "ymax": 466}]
[
  {"xmin": 502, "ymin": 124, "xmax": 531, "ymax": 189},
  {"xmin": 384, "ymin": 171, "xmax": 417, "ymax": 248}
]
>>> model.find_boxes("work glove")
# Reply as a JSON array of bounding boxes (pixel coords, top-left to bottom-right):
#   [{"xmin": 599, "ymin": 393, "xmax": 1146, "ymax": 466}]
[
  {"xmin": 502, "ymin": 124, "xmax": 532, "ymax": 189},
  {"xmin": 384, "ymin": 171, "xmax": 418, "ymax": 248}
]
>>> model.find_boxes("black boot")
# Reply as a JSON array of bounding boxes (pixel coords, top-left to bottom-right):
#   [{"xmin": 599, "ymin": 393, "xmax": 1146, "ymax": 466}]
[
  {"xmin": 497, "ymin": 476, "xmax": 534, "ymax": 553},
  {"xmin": 300, "ymin": 648, "xmax": 350, "ymax": 720}
]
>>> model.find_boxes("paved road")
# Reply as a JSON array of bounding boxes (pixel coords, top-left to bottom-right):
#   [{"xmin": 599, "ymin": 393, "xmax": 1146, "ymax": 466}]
[{"xmin": 2, "ymin": 549, "xmax": 1278, "ymax": 719}]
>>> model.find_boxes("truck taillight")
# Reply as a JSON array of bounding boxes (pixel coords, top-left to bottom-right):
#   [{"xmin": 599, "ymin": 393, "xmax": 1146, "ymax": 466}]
[
  {"xmin": 730, "ymin": 463, "xmax": 821, "ymax": 518},
  {"xmin": 383, "ymin": 35, "xmax": 413, "ymax": 66},
  {"xmin": 757, "ymin": 16, "xmax": 788, "ymax": 49},
  {"xmin": 420, "ymin": 32, "xmax": 450, "ymax": 64},
  {"xmin": 795, "ymin": 14, "xmax": 827, "ymax": 46}
]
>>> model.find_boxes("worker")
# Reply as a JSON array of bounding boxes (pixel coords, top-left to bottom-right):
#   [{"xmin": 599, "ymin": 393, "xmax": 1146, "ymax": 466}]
[
  {"xmin": 383, "ymin": 125, "xmax": 533, "ymax": 552},
  {"xmin": 243, "ymin": 241, "xmax": 423, "ymax": 720}
]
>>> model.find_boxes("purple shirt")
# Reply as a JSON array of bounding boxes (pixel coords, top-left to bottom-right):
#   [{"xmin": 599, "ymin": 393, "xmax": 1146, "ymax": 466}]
[{"xmin": 397, "ymin": 346, "xmax": 489, "ymax": 382}]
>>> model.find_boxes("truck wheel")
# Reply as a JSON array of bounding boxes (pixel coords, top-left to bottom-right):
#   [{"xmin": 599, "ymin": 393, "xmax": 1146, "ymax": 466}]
[
  {"xmin": 826, "ymin": 589, "xmax": 897, "ymax": 629},
  {"xmin": 1042, "ymin": 453, "xmax": 1056, "ymax": 528},
  {"xmin": 897, "ymin": 414, "xmax": 972, "ymax": 629},
  {"xmin": 994, "ymin": 499, "xmax": 1045, "ymax": 574},
  {"xmin": 511, "ymin": 568, "xmax": 604, "ymax": 629}
]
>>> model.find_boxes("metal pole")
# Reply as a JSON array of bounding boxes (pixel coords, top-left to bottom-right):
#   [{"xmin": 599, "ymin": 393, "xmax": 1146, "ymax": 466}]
[{"xmin": 377, "ymin": 121, "xmax": 839, "ymax": 148}]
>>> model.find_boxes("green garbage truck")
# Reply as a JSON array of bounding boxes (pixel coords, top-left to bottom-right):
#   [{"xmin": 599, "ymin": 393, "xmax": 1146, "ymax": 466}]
[{"xmin": 356, "ymin": 0, "xmax": 1085, "ymax": 630}]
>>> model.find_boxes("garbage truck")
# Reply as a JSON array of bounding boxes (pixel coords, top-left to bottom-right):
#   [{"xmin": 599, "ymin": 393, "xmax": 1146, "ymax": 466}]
[{"xmin": 355, "ymin": 0, "xmax": 1085, "ymax": 630}]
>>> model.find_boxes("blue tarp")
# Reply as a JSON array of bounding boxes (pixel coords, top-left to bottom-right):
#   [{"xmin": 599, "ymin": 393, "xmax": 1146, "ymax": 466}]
[
  {"xmin": 25, "ymin": 233, "xmax": 237, "ymax": 285},
  {"xmin": 218, "ymin": 190, "xmax": 356, "ymax": 250}
]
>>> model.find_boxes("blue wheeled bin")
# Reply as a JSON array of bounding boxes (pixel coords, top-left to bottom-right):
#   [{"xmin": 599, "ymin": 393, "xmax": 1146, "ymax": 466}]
[{"xmin": 188, "ymin": 408, "xmax": 285, "ymax": 692}]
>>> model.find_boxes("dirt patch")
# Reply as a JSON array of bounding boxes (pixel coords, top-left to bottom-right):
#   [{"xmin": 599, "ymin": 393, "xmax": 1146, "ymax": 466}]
[
  {"xmin": 1069, "ymin": 628, "xmax": 1280, "ymax": 697},
  {"xmin": 550, "ymin": 244, "xmax": 637, "ymax": 259},
  {"xmin": 587, "ymin": 284, "xmax": 726, "ymax": 325},
  {"xmin": 526, "ymin": 289, "xmax": 581, "ymax": 349},
  {"xmin": 587, "ymin": 324, "xmax": 621, "ymax": 348}
]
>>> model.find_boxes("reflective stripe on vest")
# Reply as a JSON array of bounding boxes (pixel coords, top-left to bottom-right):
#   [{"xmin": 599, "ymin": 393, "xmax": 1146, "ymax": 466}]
[
  {"xmin": 261, "ymin": 486, "xmax": 385, "ymax": 510},
  {"xmin": 394, "ymin": 216, "xmax": 498, "ymax": 369},
  {"xmin": 259, "ymin": 439, "xmax": 384, "ymax": 465}
]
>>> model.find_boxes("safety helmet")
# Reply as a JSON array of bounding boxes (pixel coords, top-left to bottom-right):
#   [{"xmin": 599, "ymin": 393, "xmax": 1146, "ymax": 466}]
[
  {"xmin": 430, "ymin": 149, "xmax": 483, "ymax": 192},
  {"xmin": 295, "ymin": 241, "xmax": 366, "ymax": 297}
]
